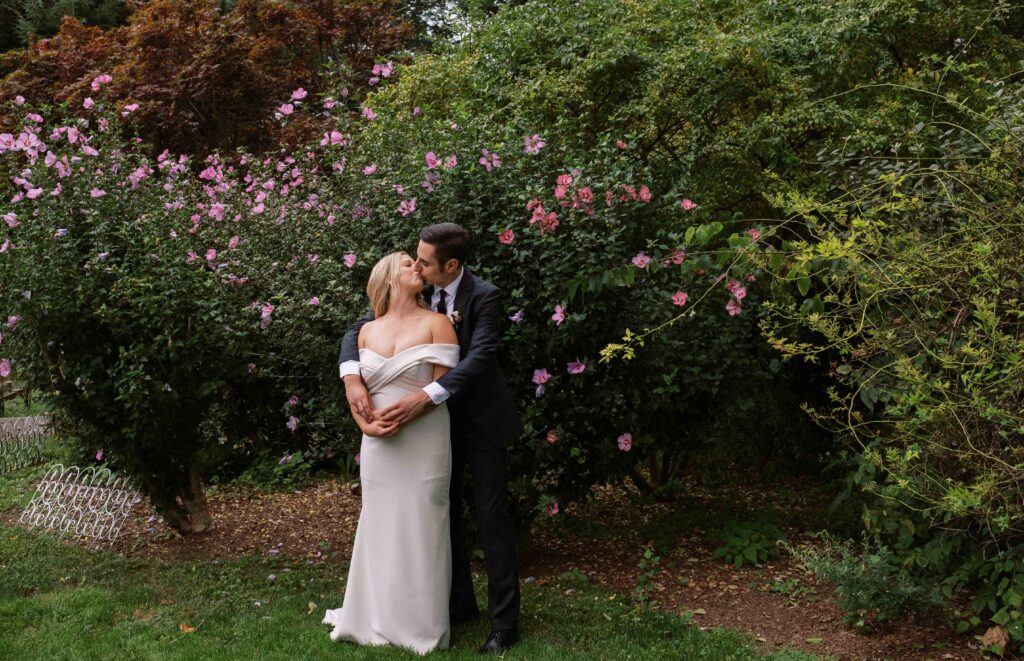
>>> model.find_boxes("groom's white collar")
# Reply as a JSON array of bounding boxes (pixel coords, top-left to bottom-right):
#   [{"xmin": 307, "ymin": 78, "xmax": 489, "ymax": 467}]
[{"xmin": 436, "ymin": 267, "xmax": 465, "ymax": 303}]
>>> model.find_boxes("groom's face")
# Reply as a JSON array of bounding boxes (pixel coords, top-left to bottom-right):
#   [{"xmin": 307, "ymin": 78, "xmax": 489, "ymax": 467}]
[{"xmin": 415, "ymin": 240, "xmax": 459, "ymax": 287}]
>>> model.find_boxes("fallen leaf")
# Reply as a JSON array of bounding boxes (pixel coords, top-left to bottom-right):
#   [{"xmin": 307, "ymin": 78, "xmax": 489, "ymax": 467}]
[
  {"xmin": 690, "ymin": 608, "xmax": 707, "ymax": 615},
  {"xmin": 179, "ymin": 623, "xmax": 196, "ymax": 633},
  {"xmin": 981, "ymin": 625, "xmax": 1009, "ymax": 649},
  {"xmin": 805, "ymin": 638, "xmax": 823, "ymax": 645},
  {"xmin": 307, "ymin": 601, "xmax": 317, "ymax": 614}
]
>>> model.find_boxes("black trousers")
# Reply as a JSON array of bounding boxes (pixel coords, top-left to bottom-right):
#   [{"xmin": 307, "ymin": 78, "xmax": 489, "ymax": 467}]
[{"xmin": 448, "ymin": 427, "xmax": 520, "ymax": 631}]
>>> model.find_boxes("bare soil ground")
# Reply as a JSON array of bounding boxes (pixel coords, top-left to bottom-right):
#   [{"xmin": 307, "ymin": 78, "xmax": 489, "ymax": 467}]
[{"xmin": 2, "ymin": 475, "xmax": 983, "ymax": 661}]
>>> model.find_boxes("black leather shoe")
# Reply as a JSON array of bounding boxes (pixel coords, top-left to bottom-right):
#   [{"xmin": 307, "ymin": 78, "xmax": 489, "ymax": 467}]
[{"xmin": 478, "ymin": 629, "xmax": 518, "ymax": 654}]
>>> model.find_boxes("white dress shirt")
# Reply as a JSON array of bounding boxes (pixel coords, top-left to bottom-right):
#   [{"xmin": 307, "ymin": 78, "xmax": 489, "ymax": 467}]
[{"xmin": 340, "ymin": 268, "xmax": 463, "ymax": 405}]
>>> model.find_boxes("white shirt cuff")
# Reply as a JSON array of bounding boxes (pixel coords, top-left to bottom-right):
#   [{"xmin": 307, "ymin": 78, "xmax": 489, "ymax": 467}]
[
  {"xmin": 423, "ymin": 381, "xmax": 450, "ymax": 405},
  {"xmin": 339, "ymin": 360, "xmax": 361, "ymax": 378}
]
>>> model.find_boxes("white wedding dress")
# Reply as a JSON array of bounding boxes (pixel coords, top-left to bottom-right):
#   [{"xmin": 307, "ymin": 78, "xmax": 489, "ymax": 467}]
[{"xmin": 324, "ymin": 343, "xmax": 459, "ymax": 655}]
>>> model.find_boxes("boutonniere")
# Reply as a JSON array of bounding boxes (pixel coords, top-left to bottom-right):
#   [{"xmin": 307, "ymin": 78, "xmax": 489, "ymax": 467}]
[{"xmin": 450, "ymin": 310, "xmax": 462, "ymax": 326}]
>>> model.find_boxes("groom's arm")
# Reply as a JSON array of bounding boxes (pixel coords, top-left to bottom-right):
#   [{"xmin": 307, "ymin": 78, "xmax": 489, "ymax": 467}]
[
  {"xmin": 339, "ymin": 310, "xmax": 376, "ymax": 423},
  {"xmin": 434, "ymin": 286, "xmax": 502, "ymax": 397}
]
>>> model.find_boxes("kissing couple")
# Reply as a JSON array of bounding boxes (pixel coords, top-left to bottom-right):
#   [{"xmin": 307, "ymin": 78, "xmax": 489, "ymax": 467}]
[{"xmin": 324, "ymin": 223, "xmax": 523, "ymax": 655}]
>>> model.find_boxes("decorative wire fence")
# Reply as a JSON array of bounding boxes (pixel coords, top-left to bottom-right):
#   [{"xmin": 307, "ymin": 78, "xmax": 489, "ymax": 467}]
[
  {"xmin": 0, "ymin": 415, "xmax": 50, "ymax": 473},
  {"xmin": 19, "ymin": 464, "xmax": 143, "ymax": 547}
]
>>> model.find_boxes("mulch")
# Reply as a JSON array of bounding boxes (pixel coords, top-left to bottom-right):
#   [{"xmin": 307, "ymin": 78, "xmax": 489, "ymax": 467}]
[{"xmin": 1, "ymin": 477, "xmax": 983, "ymax": 661}]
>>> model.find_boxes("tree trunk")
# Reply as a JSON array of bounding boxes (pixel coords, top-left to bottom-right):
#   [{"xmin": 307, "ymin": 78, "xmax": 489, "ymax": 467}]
[{"xmin": 147, "ymin": 461, "xmax": 212, "ymax": 534}]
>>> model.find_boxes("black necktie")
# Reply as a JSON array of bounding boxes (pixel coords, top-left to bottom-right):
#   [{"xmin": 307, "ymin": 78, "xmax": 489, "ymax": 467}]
[{"xmin": 436, "ymin": 289, "xmax": 448, "ymax": 316}]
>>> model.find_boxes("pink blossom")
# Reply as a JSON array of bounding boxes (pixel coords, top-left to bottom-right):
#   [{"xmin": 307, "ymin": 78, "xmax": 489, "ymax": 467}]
[
  {"xmin": 323, "ymin": 97, "xmax": 336, "ymax": 109},
  {"xmin": 540, "ymin": 211, "xmax": 559, "ymax": 235},
  {"xmin": 747, "ymin": 228, "xmax": 761, "ymax": 241},
  {"xmin": 605, "ymin": 190, "xmax": 614, "ymax": 207},
  {"xmin": 291, "ymin": 88, "xmax": 308, "ymax": 100},
  {"xmin": 205, "ymin": 248, "xmax": 217, "ymax": 262},
  {"xmin": 567, "ymin": 359, "xmax": 586, "ymax": 375},
  {"xmin": 556, "ymin": 174, "xmax": 573, "ymax": 187},
  {"xmin": 669, "ymin": 249, "xmax": 686, "ymax": 265},
  {"xmin": 67, "ymin": 127, "xmax": 79, "ymax": 143},
  {"xmin": 3, "ymin": 213, "xmax": 17, "ymax": 227},
  {"xmin": 672, "ymin": 291, "xmax": 690, "ymax": 307},
  {"xmin": 82, "ymin": 146, "xmax": 99, "ymax": 157},
  {"xmin": 343, "ymin": 253, "xmax": 357, "ymax": 268},
  {"xmin": 577, "ymin": 187, "xmax": 594, "ymax": 204},
  {"xmin": 90, "ymin": 188, "xmax": 106, "ymax": 198},
  {"xmin": 615, "ymin": 139, "xmax": 627, "ymax": 149},
  {"xmin": 498, "ymin": 229, "xmax": 515, "ymax": 245},
  {"xmin": 532, "ymin": 368, "xmax": 551, "ymax": 385},
  {"xmin": 362, "ymin": 164, "xmax": 377, "ymax": 175},
  {"xmin": 287, "ymin": 396, "xmax": 299, "ymax": 407},
  {"xmin": 209, "ymin": 203, "xmax": 225, "ymax": 220},
  {"xmin": 252, "ymin": 202, "xmax": 265, "ymax": 215},
  {"xmin": 320, "ymin": 130, "xmax": 345, "ymax": 146},
  {"xmin": 361, "ymin": 107, "xmax": 376, "ymax": 121},
  {"xmin": 617, "ymin": 433, "xmax": 632, "ymax": 452},
  {"xmin": 479, "ymin": 149, "xmax": 500, "ymax": 172},
  {"xmin": 14, "ymin": 95, "xmax": 25, "ymax": 106},
  {"xmin": 309, "ymin": 297, "xmax": 320, "ymax": 306},
  {"xmin": 90, "ymin": 74, "xmax": 112, "ymax": 91},
  {"xmin": 397, "ymin": 198, "xmax": 417, "ymax": 216},
  {"xmin": 380, "ymin": 62, "xmax": 394, "ymax": 78},
  {"xmin": 0, "ymin": 358, "xmax": 10, "ymax": 378},
  {"xmin": 354, "ymin": 452, "xmax": 361, "ymax": 465},
  {"xmin": 6, "ymin": 315, "xmax": 19, "ymax": 328},
  {"xmin": 551, "ymin": 305, "xmax": 566, "ymax": 326},
  {"xmin": 186, "ymin": 251, "xmax": 198, "ymax": 263},
  {"xmin": 228, "ymin": 235, "xmax": 240, "ymax": 250},
  {"xmin": 286, "ymin": 416, "xmax": 298, "ymax": 431},
  {"xmin": 26, "ymin": 188, "xmax": 43, "ymax": 199},
  {"xmin": 746, "ymin": 274, "xmax": 757, "ymax": 283},
  {"xmin": 523, "ymin": 134, "xmax": 545, "ymax": 154},
  {"xmin": 425, "ymin": 151, "xmax": 441, "ymax": 169},
  {"xmin": 340, "ymin": 87, "xmax": 349, "ymax": 98},
  {"xmin": 278, "ymin": 103, "xmax": 294, "ymax": 116},
  {"xmin": 726, "ymin": 279, "xmax": 747, "ymax": 300},
  {"xmin": 96, "ymin": 449, "xmax": 104, "ymax": 461},
  {"xmin": 547, "ymin": 502, "xmax": 559, "ymax": 517},
  {"xmin": 632, "ymin": 252, "xmax": 651, "ymax": 268},
  {"xmin": 554, "ymin": 184, "xmax": 568, "ymax": 199},
  {"xmin": 444, "ymin": 154, "xmax": 457, "ymax": 168},
  {"xmin": 680, "ymin": 198, "xmax": 697, "ymax": 211},
  {"xmin": 726, "ymin": 298, "xmax": 742, "ymax": 316},
  {"xmin": 638, "ymin": 185, "xmax": 652, "ymax": 203},
  {"xmin": 261, "ymin": 303, "xmax": 275, "ymax": 320},
  {"xmin": 509, "ymin": 310, "xmax": 524, "ymax": 323},
  {"xmin": 547, "ymin": 431, "xmax": 558, "ymax": 444},
  {"xmin": 123, "ymin": 102, "xmax": 139, "ymax": 113},
  {"xmin": 368, "ymin": 76, "xmax": 380, "ymax": 86},
  {"xmin": 0, "ymin": 239, "xmax": 10, "ymax": 253},
  {"xmin": 25, "ymin": 113, "xmax": 43, "ymax": 124},
  {"xmin": 413, "ymin": 106, "xmax": 422, "ymax": 117}
]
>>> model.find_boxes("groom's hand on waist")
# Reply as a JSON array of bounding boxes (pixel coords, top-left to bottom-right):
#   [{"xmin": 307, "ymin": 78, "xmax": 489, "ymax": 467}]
[{"xmin": 379, "ymin": 391, "xmax": 433, "ymax": 426}]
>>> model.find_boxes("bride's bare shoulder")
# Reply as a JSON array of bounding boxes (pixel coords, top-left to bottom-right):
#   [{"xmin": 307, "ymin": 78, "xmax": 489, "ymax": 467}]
[{"xmin": 429, "ymin": 312, "xmax": 457, "ymax": 343}]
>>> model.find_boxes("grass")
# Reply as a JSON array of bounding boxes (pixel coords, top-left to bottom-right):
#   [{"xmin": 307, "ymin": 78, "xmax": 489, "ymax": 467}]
[{"xmin": 0, "ymin": 464, "xmax": 826, "ymax": 660}]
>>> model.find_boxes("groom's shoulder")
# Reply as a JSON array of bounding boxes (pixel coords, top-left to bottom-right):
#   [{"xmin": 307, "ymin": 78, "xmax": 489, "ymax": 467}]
[{"xmin": 471, "ymin": 273, "xmax": 502, "ymax": 297}]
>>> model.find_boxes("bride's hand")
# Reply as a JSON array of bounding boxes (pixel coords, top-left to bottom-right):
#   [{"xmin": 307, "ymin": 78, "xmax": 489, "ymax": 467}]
[{"xmin": 363, "ymin": 417, "xmax": 400, "ymax": 438}]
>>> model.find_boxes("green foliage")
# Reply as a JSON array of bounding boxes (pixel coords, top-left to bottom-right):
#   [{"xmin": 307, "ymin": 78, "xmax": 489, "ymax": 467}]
[
  {"xmin": 787, "ymin": 535, "xmax": 943, "ymax": 631},
  {"xmin": 231, "ymin": 450, "xmax": 314, "ymax": 493},
  {"xmin": 0, "ymin": 0, "xmax": 128, "ymax": 52},
  {"xmin": 634, "ymin": 547, "xmax": 661, "ymax": 608},
  {"xmin": 712, "ymin": 520, "xmax": 786, "ymax": 568}
]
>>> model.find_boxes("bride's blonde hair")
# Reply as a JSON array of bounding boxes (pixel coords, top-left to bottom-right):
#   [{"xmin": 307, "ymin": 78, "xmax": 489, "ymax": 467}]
[{"xmin": 366, "ymin": 252, "xmax": 426, "ymax": 318}]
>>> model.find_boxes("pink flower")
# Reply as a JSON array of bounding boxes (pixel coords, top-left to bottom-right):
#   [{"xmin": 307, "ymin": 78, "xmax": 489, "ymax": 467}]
[
  {"xmin": 343, "ymin": 253, "xmax": 357, "ymax": 268},
  {"xmin": 546, "ymin": 431, "xmax": 557, "ymax": 443},
  {"xmin": 323, "ymin": 97, "xmax": 336, "ymax": 109},
  {"xmin": 747, "ymin": 228, "xmax": 760, "ymax": 241},
  {"xmin": 320, "ymin": 130, "xmax": 345, "ymax": 146},
  {"xmin": 523, "ymin": 134, "xmax": 545, "ymax": 154},
  {"xmin": 287, "ymin": 396, "xmax": 299, "ymax": 407},
  {"xmin": 228, "ymin": 235, "xmax": 240, "ymax": 250},
  {"xmin": 278, "ymin": 103, "xmax": 294, "ymax": 115},
  {"xmin": 3, "ymin": 213, "xmax": 16, "ymax": 227},
  {"xmin": 532, "ymin": 368, "xmax": 551, "ymax": 385},
  {"xmin": 680, "ymin": 198, "xmax": 697, "ymax": 211},
  {"xmin": 547, "ymin": 502, "xmax": 559, "ymax": 517},
  {"xmin": 286, "ymin": 416, "xmax": 298, "ymax": 431},
  {"xmin": 6, "ymin": 315, "xmax": 19, "ymax": 329},
  {"xmin": 498, "ymin": 229, "xmax": 515, "ymax": 245},
  {"xmin": 577, "ymin": 187, "xmax": 594, "ymax": 204},
  {"xmin": 123, "ymin": 103, "xmax": 139, "ymax": 113},
  {"xmin": 340, "ymin": 87, "xmax": 349, "ymax": 98},
  {"xmin": 668, "ymin": 249, "xmax": 686, "ymax": 265},
  {"xmin": 479, "ymin": 149, "xmax": 500, "ymax": 172},
  {"xmin": 540, "ymin": 211, "xmax": 559, "ymax": 235},
  {"xmin": 362, "ymin": 164, "xmax": 377, "ymax": 176},
  {"xmin": 290, "ymin": 88, "xmax": 307, "ymax": 100},
  {"xmin": 368, "ymin": 76, "xmax": 380, "ymax": 86},
  {"xmin": 361, "ymin": 107, "xmax": 376, "ymax": 121},
  {"xmin": 0, "ymin": 239, "xmax": 11, "ymax": 253},
  {"xmin": 380, "ymin": 62, "xmax": 394, "ymax": 78},
  {"xmin": 509, "ymin": 310, "xmax": 524, "ymax": 323},
  {"xmin": 615, "ymin": 139, "xmax": 627, "ymax": 149},
  {"xmin": 96, "ymin": 449, "xmax": 104, "ymax": 461},
  {"xmin": 639, "ymin": 185, "xmax": 652, "ymax": 203},
  {"xmin": 746, "ymin": 274, "xmax": 757, "ymax": 283},
  {"xmin": 397, "ymin": 198, "xmax": 417, "ymax": 216},
  {"xmin": 567, "ymin": 359, "xmax": 586, "ymax": 375},
  {"xmin": 617, "ymin": 433, "xmax": 632, "ymax": 452},
  {"xmin": 632, "ymin": 252, "xmax": 651, "ymax": 268},
  {"xmin": 186, "ymin": 251, "xmax": 198, "ymax": 264},
  {"xmin": 0, "ymin": 358, "xmax": 10, "ymax": 378},
  {"xmin": 554, "ymin": 184, "xmax": 568, "ymax": 200},
  {"xmin": 425, "ymin": 151, "xmax": 441, "ymax": 169},
  {"xmin": 444, "ymin": 154, "xmax": 457, "ymax": 168},
  {"xmin": 726, "ymin": 279, "xmax": 747, "ymax": 300},
  {"xmin": 726, "ymin": 298, "xmax": 742, "ymax": 316},
  {"xmin": 309, "ymin": 296, "xmax": 320, "ymax": 306},
  {"xmin": 26, "ymin": 188, "xmax": 42, "ymax": 199},
  {"xmin": 551, "ymin": 304, "xmax": 565, "ymax": 326},
  {"xmin": 90, "ymin": 74, "xmax": 112, "ymax": 91},
  {"xmin": 672, "ymin": 291, "xmax": 689, "ymax": 306},
  {"xmin": 14, "ymin": 95, "xmax": 25, "ymax": 106},
  {"xmin": 205, "ymin": 248, "xmax": 217, "ymax": 262},
  {"xmin": 412, "ymin": 106, "xmax": 422, "ymax": 117},
  {"xmin": 354, "ymin": 453, "xmax": 361, "ymax": 465},
  {"xmin": 605, "ymin": 190, "xmax": 614, "ymax": 207},
  {"xmin": 261, "ymin": 303, "xmax": 274, "ymax": 320},
  {"xmin": 556, "ymin": 174, "xmax": 573, "ymax": 187},
  {"xmin": 90, "ymin": 188, "xmax": 106, "ymax": 198}
]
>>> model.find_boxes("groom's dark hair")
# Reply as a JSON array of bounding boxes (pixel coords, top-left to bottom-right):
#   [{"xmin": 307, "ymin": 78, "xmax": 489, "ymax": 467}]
[{"xmin": 419, "ymin": 223, "xmax": 471, "ymax": 267}]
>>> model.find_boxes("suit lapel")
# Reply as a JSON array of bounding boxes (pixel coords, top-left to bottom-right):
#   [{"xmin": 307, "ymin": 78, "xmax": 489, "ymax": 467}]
[{"xmin": 453, "ymin": 270, "xmax": 475, "ymax": 345}]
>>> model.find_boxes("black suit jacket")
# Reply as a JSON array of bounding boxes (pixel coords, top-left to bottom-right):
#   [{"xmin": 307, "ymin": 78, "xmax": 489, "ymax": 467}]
[{"xmin": 339, "ymin": 269, "xmax": 523, "ymax": 448}]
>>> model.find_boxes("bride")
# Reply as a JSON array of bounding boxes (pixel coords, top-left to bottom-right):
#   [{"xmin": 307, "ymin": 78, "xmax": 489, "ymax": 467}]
[{"xmin": 323, "ymin": 252, "xmax": 459, "ymax": 654}]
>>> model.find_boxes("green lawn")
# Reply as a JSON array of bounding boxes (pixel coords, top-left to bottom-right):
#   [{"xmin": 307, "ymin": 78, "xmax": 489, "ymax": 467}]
[{"xmin": 0, "ymin": 465, "xmax": 824, "ymax": 660}]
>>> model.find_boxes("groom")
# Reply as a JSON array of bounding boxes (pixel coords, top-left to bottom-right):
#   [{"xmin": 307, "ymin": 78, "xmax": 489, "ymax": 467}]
[{"xmin": 338, "ymin": 223, "xmax": 523, "ymax": 654}]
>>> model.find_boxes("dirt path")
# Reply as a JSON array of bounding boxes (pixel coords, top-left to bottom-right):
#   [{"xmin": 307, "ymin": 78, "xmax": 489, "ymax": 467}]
[{"xmin": 3, "ymin": 477, "xmax": 981, "ymax": 661}]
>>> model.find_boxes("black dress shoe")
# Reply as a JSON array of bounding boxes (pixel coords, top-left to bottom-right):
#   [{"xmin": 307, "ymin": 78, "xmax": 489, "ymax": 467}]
[{"xmin": 478, "ymin": 629, "xmax": 518, "ymax": 654}]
